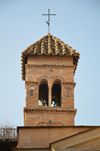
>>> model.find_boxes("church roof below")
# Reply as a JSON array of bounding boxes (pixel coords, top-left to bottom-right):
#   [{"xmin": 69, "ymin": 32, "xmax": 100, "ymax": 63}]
[{"xmin": 21, "ymin": 33, "xmax": 80, "ymax": 80}]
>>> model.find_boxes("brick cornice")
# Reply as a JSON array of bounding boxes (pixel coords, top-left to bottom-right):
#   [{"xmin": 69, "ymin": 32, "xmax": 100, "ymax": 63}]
[
  {"xmin": 25, "ymin": 81, "xmax": 38, "ymax": 84},
  {"xmin": 26, "ymin": 64, "xmax": 75, "ymax": 69},
  {"xmin": 25, "ymin": 81, "xmax": 76, "ymax": 86},
  {"xmin": 24, "ymin": 107, "xmax": 77, "ymax": 114},
  {"xmin": 63, "ymin": 82, "xmax": 76, "ymax": 86}
]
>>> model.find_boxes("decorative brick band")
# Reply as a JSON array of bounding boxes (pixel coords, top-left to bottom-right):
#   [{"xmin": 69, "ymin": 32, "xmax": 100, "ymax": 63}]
[
  {"xmin": 25, "ymin": 81, "xmax": 38, "ymax": 84},
  {"xmin": 24, "ymin": 107, "xmax": 77, "ymax": 114},
  {"xmin": 63, "ymin": 82, "xmax": 76, "ymax": 86},
  {"xmin": 26, "ymin": 64, "xmax": 75, "ymax": 69},
  {"xmin": 25, "ymin": 81, "xmax": 76, "ymax": 86}
]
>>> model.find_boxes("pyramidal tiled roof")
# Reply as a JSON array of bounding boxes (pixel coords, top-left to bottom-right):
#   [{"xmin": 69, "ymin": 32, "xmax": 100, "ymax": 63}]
[{"xmin": 21, "ymin": 33, "xmax": 80, "ymax": 80}]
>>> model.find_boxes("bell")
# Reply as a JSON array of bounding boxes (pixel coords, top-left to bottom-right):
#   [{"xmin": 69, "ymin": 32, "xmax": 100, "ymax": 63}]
[
  {"xmin": 38, "ymin": 100, "xmax": 43, "ymax": 106},
  {"xmin": 51, "ymin": 101, "xmax": 55, "ymax": 107}
]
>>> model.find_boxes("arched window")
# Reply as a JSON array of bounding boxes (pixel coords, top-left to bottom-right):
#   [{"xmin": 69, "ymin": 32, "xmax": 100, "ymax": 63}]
[
  {"xmin": 30, "ymin": 87, "xmax": 34, "ymax": 96},
  {"xmin": 38, "ymin": 79, "xmax": 48, "ymax": 106},
  {"xmin": 52, "ymin": 80, "xmax": 61, "ymax": 107},
  {"xmin": 30, "ymin": 89, "xmax": 34, "ymax": 96}
]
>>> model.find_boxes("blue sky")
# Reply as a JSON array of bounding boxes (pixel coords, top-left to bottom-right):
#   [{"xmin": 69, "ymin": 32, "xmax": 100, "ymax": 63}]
[{"xmin": 0, "ymin": 0, "xmax": 100, "ymax": 127}]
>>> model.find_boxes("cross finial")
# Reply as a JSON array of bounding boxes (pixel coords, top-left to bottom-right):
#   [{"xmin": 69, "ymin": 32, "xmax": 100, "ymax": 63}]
[{"xmin": 42, "ymin": 9, "xmax": 56, "ymax": 33}]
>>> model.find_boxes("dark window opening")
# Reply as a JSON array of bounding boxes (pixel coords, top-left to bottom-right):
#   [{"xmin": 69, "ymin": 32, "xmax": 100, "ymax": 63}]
[
  {"xmin": 30, "ymin": 89, "xmax": 34, "ymax": 96},
  {"xmin": 39, "ymin": 84, "xmax": 48, "ymax": 106},
  {"xmin": 52, "ymin": 84, "xmax": 61, "ymax": 107}
]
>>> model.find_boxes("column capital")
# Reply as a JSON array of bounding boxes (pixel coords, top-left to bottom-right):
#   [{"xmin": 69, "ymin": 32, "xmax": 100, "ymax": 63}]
[{"xmin": 48, "ymin": 84, "xmax": 52, "ymax": 89}]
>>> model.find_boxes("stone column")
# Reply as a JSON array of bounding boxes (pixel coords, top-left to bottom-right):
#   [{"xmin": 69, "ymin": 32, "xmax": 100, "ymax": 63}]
[{"xmin": 48, "ymin": 85, "xmax": 52, "ymax": 106}]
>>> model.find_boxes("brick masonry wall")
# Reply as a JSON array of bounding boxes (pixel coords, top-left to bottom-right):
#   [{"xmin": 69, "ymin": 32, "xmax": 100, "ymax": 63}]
[
  {"xmin": 27, "ymin": 56, "xmax": 73, "ymax": 65},
  {"xmin": 24, "ymin": 109, "xmax": 75, "ymax": 126},
  {"xmin": 24, "ymin": 55, "xmax": 77, "ymax": 126},
  {"xmin": 25, "ymin": 83, "xmax": 38, "ymax": 107}
]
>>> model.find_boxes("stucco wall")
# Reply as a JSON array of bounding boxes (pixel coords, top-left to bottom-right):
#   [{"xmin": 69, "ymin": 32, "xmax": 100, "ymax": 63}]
[{"xmin": 18, "ymin": 126, "xmax": 93, "ymax": 149}]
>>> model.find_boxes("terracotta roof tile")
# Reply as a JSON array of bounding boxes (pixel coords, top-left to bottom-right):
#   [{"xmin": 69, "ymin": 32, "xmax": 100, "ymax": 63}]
[{"xmin": 21, "ymin": 33, "xmax": 80, "ymax": 80}]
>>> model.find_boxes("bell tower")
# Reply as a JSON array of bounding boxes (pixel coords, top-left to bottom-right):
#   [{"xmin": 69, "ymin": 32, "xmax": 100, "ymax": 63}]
[{"xmin": 21, "ymin": 33, "xmax": 79, "ymax": 126}]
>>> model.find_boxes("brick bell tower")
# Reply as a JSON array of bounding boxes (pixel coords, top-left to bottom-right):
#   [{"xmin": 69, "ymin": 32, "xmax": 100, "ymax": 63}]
[{"xmin": 21, "ymin": 33, "xmax": 79, "ymax": 126}]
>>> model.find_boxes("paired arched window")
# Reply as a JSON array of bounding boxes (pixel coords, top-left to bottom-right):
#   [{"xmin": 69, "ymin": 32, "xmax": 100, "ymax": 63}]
[
  {"xmin": 38, "ymin": 79, "xmax": 61, "ymax": 107},
  {"xmin": 38, "ymin": 79, "xmax": 48, "ymax": 107},
  {"xmin": 51, "ymin": 80, "xmax": 61, "ymax": 107}
]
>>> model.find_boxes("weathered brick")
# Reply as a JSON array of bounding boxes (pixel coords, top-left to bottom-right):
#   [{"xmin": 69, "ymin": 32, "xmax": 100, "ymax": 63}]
[{"xmin": 24, "ymin": 56, "xmax": 77, "ymax": 126}]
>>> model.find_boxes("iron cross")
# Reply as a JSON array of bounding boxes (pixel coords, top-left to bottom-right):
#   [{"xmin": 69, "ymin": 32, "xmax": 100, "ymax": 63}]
[{"xmin": 42, "ymin": 9, "xmax": 56, "ymax": 33}]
